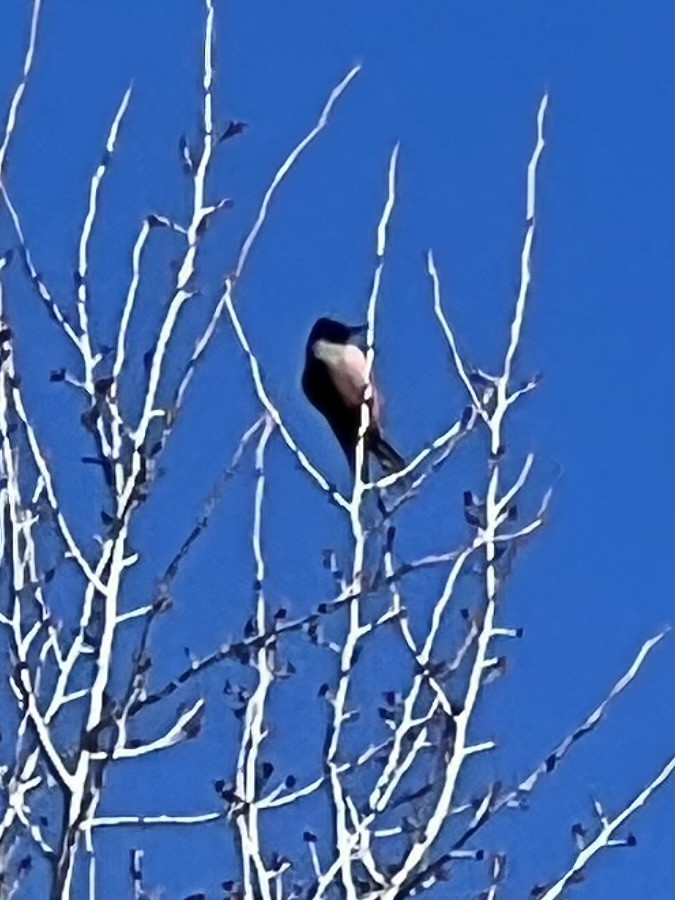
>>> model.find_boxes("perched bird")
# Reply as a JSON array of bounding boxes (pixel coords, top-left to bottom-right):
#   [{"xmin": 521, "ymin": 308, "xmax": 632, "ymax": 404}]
[{"xmin": 302, "ymin": 317, "xmax": 404, "ymax": 477}]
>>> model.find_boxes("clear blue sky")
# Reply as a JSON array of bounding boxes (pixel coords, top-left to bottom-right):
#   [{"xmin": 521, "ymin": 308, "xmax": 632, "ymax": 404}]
[{"xmin": 1, "ymin": 1, "xmax": 672, "ymax": 898}]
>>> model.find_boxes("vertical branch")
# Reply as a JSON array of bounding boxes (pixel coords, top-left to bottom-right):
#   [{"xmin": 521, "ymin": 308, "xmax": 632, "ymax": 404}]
[
  {"xmin": 0, "ymin": 0, "xmax": 42, "ymax": 174},
  {"xmin": 75, "ymin": 85, "xmax": 133, "ymax": 494},
  {"xmin": 111, "ymin": 220, "xmax": 151, "ymax": 387},
  {"xmin": 129, "ymin": 850, "xmax": 145, "ymax": 900},
  {"xmin": 108, "ymin": 216, "xmax": 152, "ymax": 465},
  {"xmin": 123, "ymin": 0, "xmax": 217, "ymax": 516},
  {"xmin": 502, "ymin": 93, "xmax": 548, "ymax": 389},
  {"xmin": 324, "ymin": 144, "xmax": 399, "ymax": 896},
  {"xmin": 76, "ymin": 86, "xmax": 132, "ymax": 347},
  {"xmin": 235, "ymin": 417, "xmax": 275, "ymax": 900},
  {"xmin": 83, "ymin": 827, "xmax": 96, "ymax": 900}
]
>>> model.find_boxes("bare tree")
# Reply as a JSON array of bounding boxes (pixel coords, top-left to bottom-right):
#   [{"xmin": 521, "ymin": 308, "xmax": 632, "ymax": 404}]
[{"xmin": 0, "ymin": 2, "xmax": 671, "ymax": 899}]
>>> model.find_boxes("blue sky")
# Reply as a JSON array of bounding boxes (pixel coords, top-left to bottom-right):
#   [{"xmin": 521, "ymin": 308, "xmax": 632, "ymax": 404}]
[{"xmin": 1, "ymin": 1, "xmax": 672, "ymax": 898}]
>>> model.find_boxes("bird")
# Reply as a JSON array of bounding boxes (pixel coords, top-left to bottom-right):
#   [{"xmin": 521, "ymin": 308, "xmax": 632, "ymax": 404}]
[{"xmin": 302, "ymin": 317, "xmax": 405, "ymax": 478}]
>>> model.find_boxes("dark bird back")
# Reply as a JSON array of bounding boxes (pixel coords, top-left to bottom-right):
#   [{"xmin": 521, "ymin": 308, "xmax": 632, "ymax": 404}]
[{"xmin": 302, "ymin": 317, "xmax": 405, "ymax": 478}]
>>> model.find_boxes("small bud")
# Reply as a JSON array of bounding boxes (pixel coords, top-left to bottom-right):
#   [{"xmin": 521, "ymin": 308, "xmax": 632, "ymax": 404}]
[{"xmin": 219, "ymin": 120, "xmax": 248, "ymax": 142}]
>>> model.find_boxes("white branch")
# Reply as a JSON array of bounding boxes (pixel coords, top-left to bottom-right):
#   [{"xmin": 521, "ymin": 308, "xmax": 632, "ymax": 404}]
[
  {"xmin": 427, "ymin": 249, "xmax": 487, "ymax": 421},
  {"xmin": 496, "ymin": 452, "xmax": 534, "ymax": 515},
  {"xmin": 323, "ymin": 145, "xmax": 399, "ymax": 897},
  {"xmin": 536, "ymin": 757, "xmax": 674, "ymax": 900},
  {"xmin": 87, "ymin": 812, "xmax": 223, "ymax": 829},
  {"xmin": 503, "ymin": 93, "xmax": 548, "ymax": 386},
  {"xmin": 110, "ymin": 216, "xmax": 152, "ymax": 450},
  {"xmin": 235, "ymin": 416, "xmax": 275, "ymax": 900},
  {"xmin": 234, "ymin": 65, "xmax": 360, "ymax": 279},
  {"xmin": 0, "ymin": 0, "xmax": 41, "ymax": 173},
  {"xmin": 76, "ymin": 85, "xmax": 132, "ymax": 342},
  {"xmin": 99, "ymin": 698, "xmax": 205, "ymax": 760}
]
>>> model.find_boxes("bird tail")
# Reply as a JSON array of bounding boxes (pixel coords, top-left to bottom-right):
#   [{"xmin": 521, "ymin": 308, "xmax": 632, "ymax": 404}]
[{"xmin": 370, "ymin": 432, "xmax": 405, "ymax": 474}]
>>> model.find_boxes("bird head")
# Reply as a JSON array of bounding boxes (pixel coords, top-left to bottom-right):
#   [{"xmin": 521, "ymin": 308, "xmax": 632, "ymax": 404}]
[{"xmin": 306, "ymin": 317, "xmax": 367, "ymax": 354}]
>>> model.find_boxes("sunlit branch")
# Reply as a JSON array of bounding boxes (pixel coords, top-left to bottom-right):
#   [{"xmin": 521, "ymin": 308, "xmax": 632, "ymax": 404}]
[
  {"xmin": 535, "ymin": 757, "xmax": 674, "ymax": 900},
  {"xmin": 234, "ymin": 66, "xmax": 360, "ymax": 280},
  {"xmin": 323, "ymin": 145, "xmax": 398, "ymax": 897}
]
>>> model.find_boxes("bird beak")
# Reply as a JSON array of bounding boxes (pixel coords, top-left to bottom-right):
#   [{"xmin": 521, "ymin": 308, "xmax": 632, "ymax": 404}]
[{"xmin": 348, "ymin": 324, "xmax": 368, "ymax": 339}]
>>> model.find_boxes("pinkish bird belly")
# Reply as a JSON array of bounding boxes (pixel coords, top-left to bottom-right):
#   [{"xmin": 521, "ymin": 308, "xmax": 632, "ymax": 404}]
[{"xmin": 314, "ymin": 340, "xmax": 381, "ymax": 421}]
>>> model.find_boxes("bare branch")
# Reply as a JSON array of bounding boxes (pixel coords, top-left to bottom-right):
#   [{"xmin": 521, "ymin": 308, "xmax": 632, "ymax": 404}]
[
  {"xmin": 453, "ymin": 630, "xmax": 669, "ymax": 851},
  {"xmin": 234, "ymin": 66, "xmax": 360, "ymax": 280},
  {"xmin": 234, "ymin": 416, "xmax": 275, "ymax": 900},
  {"xmin": 502, "ymin": 93, "xmax": 548, "ymax": 387},
  {"xmin": 427, "ymin": 249, "xmax": 488, "ymax": 421},
  {"xmin": 101, "ymin": 698, "xmax": 205, "ymax": 760},
  {"xmin": 76, "ymin": 85, "xmax": 132, "ymax": 343},
  {"xmin": 88, "ymin": 812, "xmax": 223, "ymax": 829},
  {"xmin": 535, "ymin": 757, "xmax": 674, "ymax": 900},
  {"xmin": 324, "ymin": 144, "xmax": 399, "ymax": 897}
]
